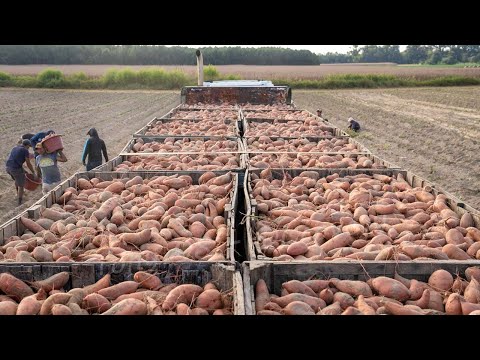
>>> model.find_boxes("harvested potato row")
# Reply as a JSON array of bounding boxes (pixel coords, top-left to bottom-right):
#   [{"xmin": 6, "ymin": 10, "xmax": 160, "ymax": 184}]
[
  {"xmin": 250, "ymin": 170, "xmax": 480, "ymax": 261},
  {"xmin": 248, "ymin": 153, "xmax": 385, "ymax": 170},
  {"xmin": 0, "ymin": 271, "xmax": 234, "ymax": 315},
  {"xmin": 240, "ymin": 103, "xmax": 296, "ymax": 111},
  {"xmin": 244, "ymin": 119, "xmax": 334, "ymax": 137},
  {"xmin": 180, "ymin": 103, "xmax": 237, "ymax": 110},
  {"xmin": 130, "ymin": 137, "xmax": 239, "ymax": 154},
  {"xmin": 145, "ymin": 119, "xmax": 236, "ymax": 136},
  {"xmin": 244, "ymin": 110, "xmax": 317, "ymax": 121},
  {"xmin": 1, "ymin": 172, "xmax": 235, "ymax": 262},
  {"xmin": 169, "ymin": 109, "xmax": 239, "ymax": 120},
  {"xmin": 254, "ymin": 267, "xmax": 480, "ymax": 315},
  {"xmin": 115, "ymin": 153, "xmax": 241, "ymax": 171},
  {"xmin": 246, "ymin": 137, "xmax": 360, "ymax": 153}
]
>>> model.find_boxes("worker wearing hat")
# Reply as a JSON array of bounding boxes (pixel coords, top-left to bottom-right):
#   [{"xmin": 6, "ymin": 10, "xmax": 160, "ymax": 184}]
[{"xmin": 5, "ymin": 139, "xmax": 36, "ymax": 205}]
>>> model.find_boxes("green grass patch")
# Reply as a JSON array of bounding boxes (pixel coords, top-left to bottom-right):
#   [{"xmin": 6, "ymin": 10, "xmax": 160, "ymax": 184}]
[{"xmin": 1, "ymin": 69, "xmax": 480, "ymax": 90}]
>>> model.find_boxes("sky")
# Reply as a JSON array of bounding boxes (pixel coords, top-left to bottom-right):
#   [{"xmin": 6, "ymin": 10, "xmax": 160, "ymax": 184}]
[{"xmin": 172, "ymin": 45, "xmax": 407, "ymax": 55}]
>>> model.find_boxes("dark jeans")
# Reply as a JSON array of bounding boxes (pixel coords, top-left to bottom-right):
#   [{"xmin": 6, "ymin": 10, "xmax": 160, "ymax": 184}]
[
  {"xmin": 6, "ymin": 167, "xmax": 26, "ymax": 187},
  {"xmin": 86, "ymin": 161, "xmax": 102, "ymax": 171}
]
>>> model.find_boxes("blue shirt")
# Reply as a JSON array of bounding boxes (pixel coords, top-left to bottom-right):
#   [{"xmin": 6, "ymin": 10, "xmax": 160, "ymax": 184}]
[
  {"xmin": 36, "ymin": 153, "xmax": 61, "ymax": 184},
  {"xmin": 6, "ymin": 146, "xmax": 30, "ymax": 170},
  {"xmin": 30, "ymin": 132, "xmax": 49, "ymax": 148}
]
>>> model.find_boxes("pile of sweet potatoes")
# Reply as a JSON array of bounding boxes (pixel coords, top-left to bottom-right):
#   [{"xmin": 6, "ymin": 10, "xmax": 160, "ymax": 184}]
[
  {"xmin": 244, "ymin": 119, "xmax": 335, "ymax": 137},
  {"xmin": 250, "ymin": 170, "xmax": 480, "ymax": 260},
  {"xmin": 0, "ymin": 271, "xmax": 233, "ymax": 315},
  {"xmin": 169, "ymin": 110, "xmax": 238, "ymax": 121},
  {"xmin": 248, "ymin": 153, "xmax": 385, "ymax": 170},
  {"xmin": 1, "ymin": 172, "xmax": 234, "ymax": 262},
  {"xmin": 144, "ymin": 119, "xmax": 236, "ymax": 136},
  {"xmin": 130, "ymin": 137, "xmax": 239, "ymax": 154},
  {"xmin": 254, "ymin": 267, "xmax": 480, "ymax": 315},
  {"xmin": 246, "ymin": 137, "xmax": 361, "ymax": 153},
  {"xmin": 115, "ymin": 153, "xmax": 241, "ymax": 171},
  {"xmin": 241, "ymin": 103, "xmax": 295, "ymax": 111},
  {"xmin": 244, "ymin": 110, "xmax": 317, "ymax": 121},
  {"xmin": 180, "ymin": 103, "xmax": 236, "ymax": 110}
]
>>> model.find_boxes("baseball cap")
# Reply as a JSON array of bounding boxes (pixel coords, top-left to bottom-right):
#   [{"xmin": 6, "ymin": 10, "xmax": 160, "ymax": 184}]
[{"xmin": 35, "ymin": 142, "xmax": 43, "ymax": 149}]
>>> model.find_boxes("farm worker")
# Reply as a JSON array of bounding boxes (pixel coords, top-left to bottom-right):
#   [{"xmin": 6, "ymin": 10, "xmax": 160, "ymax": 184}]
[
  {"xmin": 317, "ymin": 109, "xmax": 328, "ymax": 122},
  {"xmin": 18, "ymin": 133, "xmax": 36, "ymax": 159},
  {"xmin": 35, "ymin": 142, "xmax": 67, "ymax": 195},
  {"xmin": 30, "ymin": 129, "xmax": 55, "ymax": 149},
  {"xmin": 82, "ymin": 128, "xmax": 108, "ymax": 171},
  {"xmin": 5, "ymin": 139, "xmax": 36, "ymax": 205},
  {"xmin": 348, "ymin": 117, "xmax": 361, "ymax": 132}
]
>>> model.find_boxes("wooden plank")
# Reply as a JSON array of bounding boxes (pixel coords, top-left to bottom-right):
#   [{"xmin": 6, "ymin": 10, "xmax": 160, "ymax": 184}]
[
  {"xmin": 27, "ymin": 205, "xmax": 42, "ymax": 220},
  {"xmin": 71, "ymin": 264, "xmax": 96, "ymax": 288},
  {"xmin": 234, "ymin": 271, "xmax": 246, "ymax": 315}
]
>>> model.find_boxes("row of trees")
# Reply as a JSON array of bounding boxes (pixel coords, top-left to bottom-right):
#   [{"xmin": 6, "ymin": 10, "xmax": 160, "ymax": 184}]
[
  {"xmin": 320, "ymin": 45, "xmax": 480, "ymax": 64},
  {"xmin": 0, "ymin": 45, "xmax": 479, "ymax": 65}
]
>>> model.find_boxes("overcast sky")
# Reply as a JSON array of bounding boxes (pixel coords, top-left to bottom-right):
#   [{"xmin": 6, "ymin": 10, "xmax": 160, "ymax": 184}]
[{"xmin": 172, "ymin": 45, "xmax": 407, "ymax": 55}]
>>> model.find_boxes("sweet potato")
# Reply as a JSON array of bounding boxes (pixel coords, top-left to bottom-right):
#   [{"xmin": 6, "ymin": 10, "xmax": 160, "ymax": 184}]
[
  {"xmin": 272, "ymin": 293, "xmax": 325, "ymax": 312},
  {"xmin": 383, "ymin": 301, "xmax": 423, "ymax": 315},
  {"xmin": 0, "ymin": 273, "xmax": 34, "ymax": 301},
  {"xmin": 371, "ymin": 277, "xmax": 410, "ymax": 302},
  {"xmin": 82, "ymin": 274, "xmax": 111, "ymax": 294},
  {"xmin": 464, "ymin": 278, "xmax": 480, "ymax": 303},
  {"xmin": 133, "ymin": 271, "xmax": 162, "ymax": 290},
  {"xmin": 465, "ymin": 267, "xmax": 480, "ymax": 282},
  {"xmin": 31, "ymin": 272, "xmax": 70, "ymax": 293},
  {"xmin": 319, "ymin": 232, "xmax": 353, "ymax": 253},
  {"xmin": 162, "ymin": 284, "xmax": 203, "ymax": 311},
  {"xmin": 320, "ymin": 302, "xmax": 342, "ymax": 315},
  {"xmin": 0, "ymin": 301, "xmax": 18, "ymax": 315},
  {"xmin": 92, "ymin": 197, "xmax": 119, "ymax": 221},
  {"xmin": 118, "ymin": 229, "xmax": 152, "ymax": 247},
  {"xmin": 102, "ymin": 298, "xmax": 147, "ymax": 315},
  {"xmin": 16, "ymin": 295, "xmax": 42, "ymax": 315},
  {"xmin": 445, "ymin": 293, "xmax": 464, "ymax": 315},
  {"xmin": 184, "ymin": 240, "xmax": 217, "ymax": 260},
  {"xmin": 255, "ymin": 279, "xmax": 270, "ymax": 313},
  {"xmin": 282, "ymin": 280, "xmax": 317, "ymax": 297},
  {"xmin": 282, "ymin": 301, "xmax": 315, "ymax": 315},
  {"xmin": 83, "ymin": 293, "xmax": 112, "ymax": 313},
  {"xmin": 20, "ymin": 216, "xmax": 44, "ymax": 234},
  {"xmin": 330, "ymin": 279, "xmax": 373, "ymax": 297},
  {"xmin": 77, "ymin": 178, "xmax": 93, "ymax": 190},
  {"xmin": 39, "ymin": 293, "xmax": 71, "ymax": 315},
  {"xmin": 428, "ymin": 269, "xmax": 454, "ymax": 292},
  {"xmin": 98, "ymin": 281, "xmax": 139, "ymax": 300},
  {"xmin": 51, "ymin": 304, "xmax": 73, "ymax": 315},
  {"xmin": 195, "ymin": 289, "xmax": 223, "ymax": 312}
]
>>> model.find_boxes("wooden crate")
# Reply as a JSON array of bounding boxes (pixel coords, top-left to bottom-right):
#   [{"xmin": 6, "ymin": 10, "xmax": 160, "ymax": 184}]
[
  {"xmin": 242, "ymin": 136, "xmax": 371, "ymax": 154},
  {"xmin": 1, "ymin": 171, "xmax": 239, "ymax": 262},
  {"xmin": 0, "ymin": 262, "xmax": 245, "ymax": 315},
  {"xmin": 244, "ymin": 152, "xmax": 398, "ymax": 171},
  {"xmin": 242, "ymin": 117, "xmax": 348, "ymax": 138},
  {"xmin": 121, "ymin": 136, "xmax": 245, "ymax": 155},
  {"xmin": 243, "ymin": 168, "xmax": 480, "ymax": 261},
  {"xmin": 242, "ymin": 260, "xmax": 480, "ymax": 315},
  {"xmin": 134, "ymin": 118, "xmax": 240, "ymax": 137},
  {"xmin": 95, "ymin": 152, "xmax": 246, "ymax": 173}
]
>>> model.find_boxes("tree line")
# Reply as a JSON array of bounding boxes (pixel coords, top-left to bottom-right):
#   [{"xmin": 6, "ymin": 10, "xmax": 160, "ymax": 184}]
[{"xmin": 0, "ymin": 45, "xmax": 479, "ymax": 65}]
